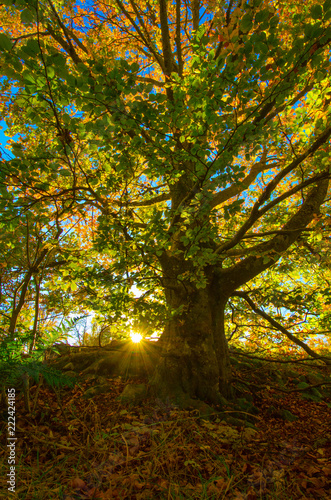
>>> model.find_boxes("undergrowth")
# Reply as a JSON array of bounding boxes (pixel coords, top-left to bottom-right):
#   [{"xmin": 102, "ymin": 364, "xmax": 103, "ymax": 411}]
[{"xmin": 0, "ymin": 351, "xmax": 330, "ymax": 499}]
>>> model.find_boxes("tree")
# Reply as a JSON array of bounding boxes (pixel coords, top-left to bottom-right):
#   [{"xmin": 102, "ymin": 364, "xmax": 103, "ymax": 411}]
[{"xmin": 0, "ymin": 0, "xmax": 330, "ymax": 404}]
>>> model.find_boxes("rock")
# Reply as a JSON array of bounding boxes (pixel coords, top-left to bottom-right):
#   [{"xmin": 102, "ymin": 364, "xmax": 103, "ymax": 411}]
[
  {"xmin": 83, "ymin": 384, "xmax": 110, "ymax": 399},
  {"xmin": 267, "ymin": 405, "xmax": 281, "ymax": 418},
  {"xmin": 267, "ymin": 406, "xmax": 298, "ymax": 421},
  {"xmin": 280, "ymin": 409, "xmax": 298, "ymax": 422},
  {"xmin": 117, "ymin": 383, "xmax": 147, "ymax": 404},
  {"xmin": 63, "ymin": 362, "xmax": 74, "ymax": 371},
  {"xmin": 306, "ymin": 373, "xmax": 323, "ymax": 385}
]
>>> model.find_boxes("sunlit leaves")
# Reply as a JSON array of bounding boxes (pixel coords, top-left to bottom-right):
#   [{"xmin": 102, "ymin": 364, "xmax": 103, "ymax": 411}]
[{"xmin": 0, "ymin": 0, "xmax": 329, "ymax": 354}]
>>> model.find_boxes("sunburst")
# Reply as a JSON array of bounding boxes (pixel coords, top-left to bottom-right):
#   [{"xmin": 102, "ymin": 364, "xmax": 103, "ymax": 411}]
[{"xmin": 130, "ymin": 332, "xmax": 143, "ymax": 343}]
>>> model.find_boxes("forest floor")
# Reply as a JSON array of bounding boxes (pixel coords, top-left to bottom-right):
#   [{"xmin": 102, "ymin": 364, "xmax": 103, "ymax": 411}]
[{"xmin": 1, "ymin": 350, "xmax": 331, "ymax": 500}]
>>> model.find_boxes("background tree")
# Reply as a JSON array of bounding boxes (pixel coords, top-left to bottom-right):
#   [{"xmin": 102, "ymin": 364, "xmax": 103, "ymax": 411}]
[{"xmin": 0, "ymin": 0, "xmax": 330, "ymax": 404}]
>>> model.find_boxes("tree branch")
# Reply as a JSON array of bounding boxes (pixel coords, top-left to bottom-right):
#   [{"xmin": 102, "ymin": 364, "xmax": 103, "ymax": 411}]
[
  {"xmin": 176, "ymin": 0, "xmax": 183, "ymax": 75},
  {"xmin": 159, "ymin": 0, "xmax": 175, "ymax": 76},
  {"xmin": 128, "ymin": 192, "xmax": 170, "ymax": 207},
  {"xmin": 191, "ymin": 0, "xmax": 199, "ymax": 31},
  {"xmin": 216, "ymin": 125, "xmax": 331, "ymax": 255},
  {"xmin": 210, "ymin": 150, "xmax": 277, "ymax": 209},
  {"xmin": 232, "ymin": 291, "xmax": 331, "ymax": 364},
  {"xmin": 221, "ymin": 172, "xmax": 329, "ymax": 291},
  {"xmin": 114, "ymin": 0, "xmax": 166, "ymax": 72}
]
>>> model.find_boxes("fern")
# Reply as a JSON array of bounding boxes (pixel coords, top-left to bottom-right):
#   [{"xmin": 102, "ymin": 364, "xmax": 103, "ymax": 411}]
[{"xmin": 0, "ymin": 358, "xmax": 77, "ymax": 392}]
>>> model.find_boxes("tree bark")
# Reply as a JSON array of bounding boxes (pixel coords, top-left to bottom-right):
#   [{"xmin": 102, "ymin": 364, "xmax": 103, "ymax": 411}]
[{"xmin": 150, "ymin": 260, "xmax": 233, "ymax": 406}]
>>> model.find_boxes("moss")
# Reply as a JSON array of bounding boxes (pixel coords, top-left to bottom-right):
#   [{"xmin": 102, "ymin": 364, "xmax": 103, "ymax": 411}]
[
  {"xmin": 83, "ymin": 384, "xmax": 110, "ymax": 399},
  {"xmin": 280, "ymin": 409, "xmax": 298, "ymax": 422},
  {"xmin": 62, "ymin": 362, "xmax": 74, "ymax": 371},
  {"xmin": 117, "ymin": 383, "xmax": 147, "ymax": 404}
]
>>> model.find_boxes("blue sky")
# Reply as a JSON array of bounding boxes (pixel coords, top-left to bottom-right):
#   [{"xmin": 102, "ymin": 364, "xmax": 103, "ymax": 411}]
[{"xmin": 0, "ymin": 120, "xmax": 17, "ymax": 159}]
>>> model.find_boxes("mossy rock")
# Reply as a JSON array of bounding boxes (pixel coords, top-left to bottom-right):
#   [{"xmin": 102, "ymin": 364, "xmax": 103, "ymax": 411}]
[
  {"xmin": 63, "ymin": 362, "xmax": 74, "ymax": 371},
  {"xmin": 266, "ymin": 405, "xmax": 281, "ymax": 418},
  {"xmin": 220, "ymin": 415, "xmax": 257, "ymax": 430},
  {"xmin": 285, "ymin": 369, "xmax": 299, "ymax": 379},
  {"xmin": 301, "ymin": 388, "xmax": 323, "ymax": 402},
  {"xmin": 83, "ymin": 384, "xmax": 110, "ymax": 399},
  {"xmin": 306, "ymin": 372, "xmax": 324, "ymax": 385},
  {"xmin": 266, "ymin": 406, "xmax": 297, "ymax": 421},
  {"xmin": 96, "ymin": 376, "xmax": 108, "ymax": 385},
  {"xmin": 117, "ymin": 383, "xmax": 148, "ymax": 404},
  {"xmin": 274, "ymin": 370, "xmax": 284, "ymax": 382},
  {"xmin": 50, "ymin": 340, "xmax": 161, "ymax": 379},
  {"xmin": 280, "ymin": 409, "xmax": 298, "ymax": 422},
  {"xmin": 186, "ymin": 399, "xmax": 218, "ymax": 419},
  {"xmin": 235, "ymin": 397, "xmax": 259, "ymax": 415},
  {"xmin": 321, "ymin": 385, "xmax": 331, "ymax": 397}
]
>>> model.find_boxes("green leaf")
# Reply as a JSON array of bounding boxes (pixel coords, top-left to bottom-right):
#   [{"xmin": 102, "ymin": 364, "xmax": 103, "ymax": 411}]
[
  {"xmin": 59, "ymin": 170, "xmax": 72, "ymax": 176},
  {"xmin": 13, "ymin": 59, "xmax": 23, "ymax": 72},
  {"xmin": 130, "ymin": 62, "xmax": 139, "ymax": 72},
  {"xmin": 23, "ymin": 39, "xmax": 40, "ymax": 56},
  {"xmin": 255, "ymin": 9, "xmax": 270, "ymax": 23},
  {"xmin": 240, "ymin": 13, "xmax": 253, "ymax": 33},
  {"xmin": 50, "ymin": 53, "xmax": 67, "ymax": 67},
  {"xmin": 311, "ymin": 4, "xmax": 323, "ymax": 19},
  {"xmin": 20, "ymin": 8, "xmax": 34, "ymax": 24},
  {"xmin": 23, "ymin": 72, "xmax": 36, "ymax": 84},
  {"xmin": 47, "ymin": 67, "xmax": 55, "ymax": 79},
  {"xmin": 0, "ymin": 33, "xmax": 12, "ymax": 51}
]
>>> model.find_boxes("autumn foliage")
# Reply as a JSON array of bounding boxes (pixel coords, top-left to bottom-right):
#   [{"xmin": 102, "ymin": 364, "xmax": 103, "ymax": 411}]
[{"xmin": 0, "ymin": 0, "xmax": 330, "ymax": 402}]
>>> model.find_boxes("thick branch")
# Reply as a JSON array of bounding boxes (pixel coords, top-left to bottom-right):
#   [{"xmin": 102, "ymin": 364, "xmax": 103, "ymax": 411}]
[
  {"xmin": 221, "ymin": 173, "xmax": 329, "ymax": 291},
  {"xmin": 210, "ymin": 151, "xmax": 277, "ymax": 209},
  {"xmin": 225, "ymin": 228, "xmax": 313, "ymax": 257},
  {"xmin": 176, "ymin": 0, "xmax": 183, "ymax": 75},
  {"xmin": 128, "ymin": 192, "xmax": 170, "ymax": 207},
  {"xmin": 159, "ymin": 0, "xmax": 174, "ymax": 76},
  {"xmin": 46, "ymin": 24, "xmax": 81, "ymax": 64},
  {"xmin": 191, "ymin": 0, "xmax": 199, "ymax": 31}
]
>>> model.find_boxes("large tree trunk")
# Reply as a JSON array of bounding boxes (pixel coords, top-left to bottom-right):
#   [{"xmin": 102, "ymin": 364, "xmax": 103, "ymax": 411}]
[{"xmin": 150, "ymin": 263, "xmax": 233, "ymax": 406}]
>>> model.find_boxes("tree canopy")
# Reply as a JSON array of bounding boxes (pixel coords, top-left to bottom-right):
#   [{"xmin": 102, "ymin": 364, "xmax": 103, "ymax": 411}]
[{"xmin": 0, "ymin": 0, "xmax": 330, "ymax": 403}]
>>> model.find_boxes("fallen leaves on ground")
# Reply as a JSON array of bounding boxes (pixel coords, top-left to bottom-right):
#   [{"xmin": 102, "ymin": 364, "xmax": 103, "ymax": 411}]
[{"xmin": 0, "ymin": 362, "xmax": 330, "ymax": 499}]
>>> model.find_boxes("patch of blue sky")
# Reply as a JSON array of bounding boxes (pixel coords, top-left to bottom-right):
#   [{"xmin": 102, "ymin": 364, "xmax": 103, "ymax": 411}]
[
  {"xmin": 64, "ymin": 102, "xmax": 84, "ymax": 119},
  {"xmin": 65, "ymin": 0, "xmax": 98, "ymax": 32},
  {"xmin": 0, "ymin": 121, "xmax": 19, "ymax": 159}
]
